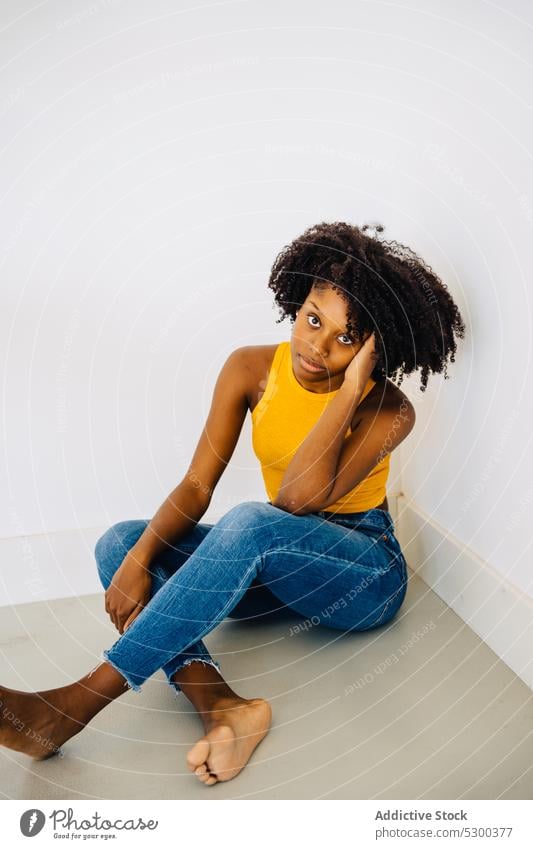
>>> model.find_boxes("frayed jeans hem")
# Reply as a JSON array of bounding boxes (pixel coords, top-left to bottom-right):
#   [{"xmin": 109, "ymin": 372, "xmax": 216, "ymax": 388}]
[
  {"xmin": 101, "ymin": 649, "xmax": 143, "ymax": 693},
  {"xmin": 167, "ymin": 657, "xmax": 222, "ymax": 695}
]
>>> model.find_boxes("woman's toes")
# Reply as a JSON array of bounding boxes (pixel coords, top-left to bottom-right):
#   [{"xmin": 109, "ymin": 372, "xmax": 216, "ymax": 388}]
[
  {"xmin": 194, "ymin": 764, "xmax": 218, "ymax": 785},
  {"xmin": 186, "ymin": 738, "xmax": 209, "ymax": 771},
  {"xmin": 190, "ymin": 758, "xmax": 219, "ymax": 785}
]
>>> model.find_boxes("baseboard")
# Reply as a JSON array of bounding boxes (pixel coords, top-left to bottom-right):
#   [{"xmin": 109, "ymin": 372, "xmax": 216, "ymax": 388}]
[
  {"xmin": 394, "ymin": 496, "xmax": 533, "ymax": 692},
  {"xmin": 0, "ymin": 525, "xmax": 105, "ymax": 608}
]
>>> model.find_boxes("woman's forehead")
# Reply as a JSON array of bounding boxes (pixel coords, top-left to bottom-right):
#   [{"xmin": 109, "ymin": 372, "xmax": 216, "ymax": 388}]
[{"xmin": 306, "ymin": 285, "xmax": 357, "ymax": 330}]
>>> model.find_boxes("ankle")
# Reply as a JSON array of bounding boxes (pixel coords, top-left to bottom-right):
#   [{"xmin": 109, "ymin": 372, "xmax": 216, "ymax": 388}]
[
  {"xmin": 67, "ymin": 662, "xmax": 129, "ymax": 726},
  {"xmin": 208, "ymin": 694, "xmax": 252, "ymax": 712},
  {"xmin": 173, "ymin": 662, "xmax": 241, "ymax": 712},
  {"xmin": 191, "ymin": 689, "xmax": 245, "ymax": 726},
  {"xmin": 205, "ymin": 697, "xmax": 273, "ymax": 734}
]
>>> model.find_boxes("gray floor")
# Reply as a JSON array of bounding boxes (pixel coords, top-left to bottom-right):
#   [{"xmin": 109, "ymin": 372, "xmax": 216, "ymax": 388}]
[{"xmin": 1, "ymin": 568, "xmax": 532, "ymax": 800}]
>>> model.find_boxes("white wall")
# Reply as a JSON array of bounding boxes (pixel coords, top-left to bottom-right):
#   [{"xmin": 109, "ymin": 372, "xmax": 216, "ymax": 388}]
[{"xmin": 1, "ymin": 1, "xmax": 532, "ymax": 606}]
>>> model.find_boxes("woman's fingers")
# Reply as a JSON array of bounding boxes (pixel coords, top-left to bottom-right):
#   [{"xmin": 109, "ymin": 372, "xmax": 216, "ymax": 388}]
[
  {"xmin": 106, "ymin": 572, "xmax": 150, "ymax": 634},
  {"xmin": 105, "ymin": 596, "xmax": 116, "ymax": 631},
  {"xmin": 109, "ymin": 605, "xmax": 139, "ymax": 634},
  {"xmin": 123, "ymin": 605, "xmax": 143, "ymax": 633},
  {"xmin": 106, "ymin": 601, "xmax": 122, "ymax": 633}
]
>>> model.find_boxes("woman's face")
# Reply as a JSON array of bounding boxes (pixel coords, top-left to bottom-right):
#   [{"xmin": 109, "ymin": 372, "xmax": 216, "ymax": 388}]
[{"xmin": 290, "ymin": 283, "xmax": 365, "ymax": 393}]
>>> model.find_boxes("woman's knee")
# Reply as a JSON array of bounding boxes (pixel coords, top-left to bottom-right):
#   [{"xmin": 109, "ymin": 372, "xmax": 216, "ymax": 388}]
[
  {"xmin": 94, "ymin": 519, "xmax": 148, "ymax": 589},
  {"xmin": 216, "ymin": 501, "xmax": 281, "ymax": 549},
  {"xmin": 221, "ymin": 501, "xmax": 275, "ymax": 526}
]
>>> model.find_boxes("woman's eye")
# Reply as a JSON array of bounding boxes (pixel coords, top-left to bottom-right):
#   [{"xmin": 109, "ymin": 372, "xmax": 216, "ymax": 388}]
[{"xmin": 306, "ymin": 314, "xmax": 353, "ymax": 345}]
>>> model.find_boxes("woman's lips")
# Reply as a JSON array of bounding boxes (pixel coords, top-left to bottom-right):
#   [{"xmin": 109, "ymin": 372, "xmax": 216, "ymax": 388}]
[{"xmin": 299, "ymin": 353, "xmax": 326, "ymax": 373}]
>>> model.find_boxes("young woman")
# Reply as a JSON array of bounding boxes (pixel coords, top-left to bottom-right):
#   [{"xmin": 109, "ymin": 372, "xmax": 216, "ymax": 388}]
[{"xmin": 0, "ymin": 221, "xmax": 465, "ymax": 786}]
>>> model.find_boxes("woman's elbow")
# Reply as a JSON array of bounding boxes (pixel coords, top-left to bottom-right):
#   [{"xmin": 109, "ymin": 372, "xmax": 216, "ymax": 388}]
[{"xmin": 271, "ymin": 494, "xmax": 315, "ymax": 515}]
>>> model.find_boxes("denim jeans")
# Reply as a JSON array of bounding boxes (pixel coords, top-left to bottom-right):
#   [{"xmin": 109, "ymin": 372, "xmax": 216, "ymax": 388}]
[{"xmin": 94, "ymin": 501, "xmax": 408, "ymax": 695}]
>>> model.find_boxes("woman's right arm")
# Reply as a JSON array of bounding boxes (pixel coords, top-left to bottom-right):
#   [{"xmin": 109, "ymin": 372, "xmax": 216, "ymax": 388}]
[
  {"xmin": 132, "ymin": 346, "xmax": 250, "ymax": 563},
  {"xmin": 105, "ymin": 348, "xmax": 250, "ymax": 633}
]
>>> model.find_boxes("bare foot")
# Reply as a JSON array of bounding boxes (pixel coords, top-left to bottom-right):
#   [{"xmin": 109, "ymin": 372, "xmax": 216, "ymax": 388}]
[
  {"xmin": 186, "ymin": 696, "xmax": 272, "ymax": 786},
  {"xmin": 0, "ymin": 684, "xmax": 85, "ymax": 760}
]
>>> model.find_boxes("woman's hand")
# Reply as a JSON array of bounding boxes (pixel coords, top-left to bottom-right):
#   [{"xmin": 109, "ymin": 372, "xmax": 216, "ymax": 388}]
[
  {"xmin": 105, "ymin": 552, "xmax": 153, "ymax": 635},
  {"xmin": 343, "ymin": 331, "xmax": 379, "ymax": 388}
]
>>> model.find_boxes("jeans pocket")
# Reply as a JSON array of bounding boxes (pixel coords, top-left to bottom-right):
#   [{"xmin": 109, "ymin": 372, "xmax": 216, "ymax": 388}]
[
  {"xmin": 373, "ymin": 578, "xmax": 407, "ymax": 627},
  {"xmin": 351, "ymin": 522, "xmax": 401, "ymax": 555},
  {"xmin": 379, "ymin": 530, "xmax": 404, "ymax": 560}
]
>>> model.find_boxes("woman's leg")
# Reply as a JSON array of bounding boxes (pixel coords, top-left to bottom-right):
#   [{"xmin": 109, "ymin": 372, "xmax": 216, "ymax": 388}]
[
  {"xmin": 99, "ymin": 501, "xmax": 407, "ymax": 694},
  {"xmin": 0, "ymin": 502, "xmax": 405, "ymax": 781},
  {"xmin": 0, "ymin": 518, "xmax": 270, "ymax": 763},
  {"xmin": 96, "ymin": 501, "xmax": 405, "ymax": 785},
  {"xmin": 94, "ymin": 519, "xmax": 223, "ymax": 692},
  {"xmin": 94, "ymin": 518, "xmax": 278, "ymax": 784},
  {"xmin": 0, "ymin": 657, "xmax": 135, "ymax": 760}
]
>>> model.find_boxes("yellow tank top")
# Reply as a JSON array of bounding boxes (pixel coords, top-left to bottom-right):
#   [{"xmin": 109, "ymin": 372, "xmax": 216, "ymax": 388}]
[{"xmin": 251, "ymin": 341, "xmax": 390, "ymax": 513}]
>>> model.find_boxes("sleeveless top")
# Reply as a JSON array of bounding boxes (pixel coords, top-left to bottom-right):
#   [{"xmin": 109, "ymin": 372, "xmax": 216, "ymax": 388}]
[{"xmin": 251, "ymin": 341, "xmax": 390, "ymax": 513}]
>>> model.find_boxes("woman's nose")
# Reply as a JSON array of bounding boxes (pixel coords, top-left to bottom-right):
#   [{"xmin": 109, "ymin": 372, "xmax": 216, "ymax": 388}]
[{"xmin": 311, "ymin": 343, "xmax": 328, "ymax": 361}]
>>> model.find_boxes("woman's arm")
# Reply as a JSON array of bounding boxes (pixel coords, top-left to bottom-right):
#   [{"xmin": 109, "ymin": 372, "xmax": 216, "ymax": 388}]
[
  {"xmin": 273, "ymin": 379, "xmax": 365, "ymax": 514},
  {"xmin": 273, "ymin": 335, "xmax": 415, "ymax": 514},
  {"xmin": 128, "ymin": 482, "xmax": 217, "ymax": 566},
  {"xmin": 131, "ymin": 347, "xmax": 250, "ymax": 568},
  {"xmin": 104, "ymin": 347, "xmax": 250, "ymax": 633},
  {"xmin": 273, "ymin": 381, "xmax": 415, "ymax": 514}
]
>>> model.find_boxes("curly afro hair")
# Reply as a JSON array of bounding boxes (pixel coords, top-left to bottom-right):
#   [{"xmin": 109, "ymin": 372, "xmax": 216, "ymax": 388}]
[{"xmin": 267, "ymin": 221, "xmax": 466, "ymax": 392}]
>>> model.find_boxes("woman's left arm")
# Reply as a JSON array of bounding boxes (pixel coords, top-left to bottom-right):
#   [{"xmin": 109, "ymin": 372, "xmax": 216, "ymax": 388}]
[{"xmin": 273, "ymin": 334, "xmax": 416, "ymax": 514}]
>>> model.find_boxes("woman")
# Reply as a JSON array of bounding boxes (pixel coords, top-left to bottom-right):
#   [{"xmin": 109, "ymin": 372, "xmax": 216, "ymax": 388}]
[{"xmin": 0, "ymin": 221, "xmax": 465, "ymax": 786}]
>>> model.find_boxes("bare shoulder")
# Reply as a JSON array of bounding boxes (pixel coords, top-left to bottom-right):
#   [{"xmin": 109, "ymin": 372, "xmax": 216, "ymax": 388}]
[{"xmin": 230, "ymin": 344, "xmax": 278, "ymax": 414}]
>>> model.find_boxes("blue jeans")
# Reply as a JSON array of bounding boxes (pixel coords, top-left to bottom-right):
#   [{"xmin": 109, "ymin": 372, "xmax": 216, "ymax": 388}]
[{"xmin": 94, "ymin": 501, "xmax": 408, "ymax": 695}]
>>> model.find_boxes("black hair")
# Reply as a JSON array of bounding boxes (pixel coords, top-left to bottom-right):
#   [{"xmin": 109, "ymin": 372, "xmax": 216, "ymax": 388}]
[{"xmin": 267, "ymin": 220, "xmax": 466, "ymax": 392}]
